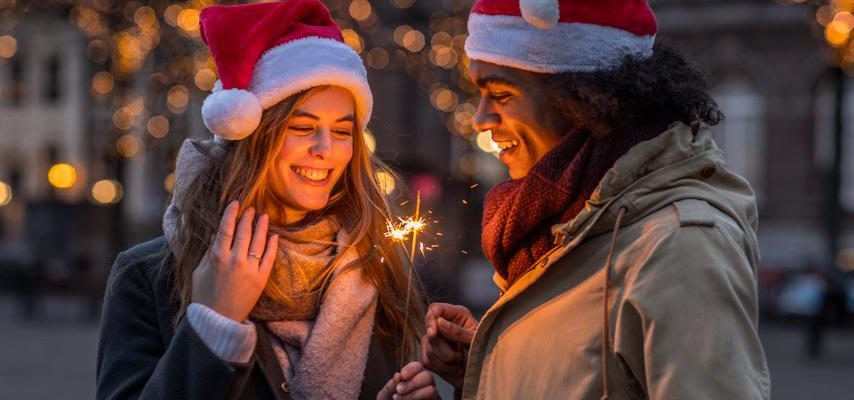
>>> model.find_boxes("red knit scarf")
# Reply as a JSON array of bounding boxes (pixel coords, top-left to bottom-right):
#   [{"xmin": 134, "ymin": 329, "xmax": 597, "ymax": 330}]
[{"xmin": 482, "ymin": 127, "xmax": 660, "ymax": 286}]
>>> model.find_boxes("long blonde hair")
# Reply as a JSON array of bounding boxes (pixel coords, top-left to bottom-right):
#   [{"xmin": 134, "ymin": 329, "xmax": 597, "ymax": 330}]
[{"xmin": 169, "ymin": 87, "xmax": 424, "ymax": 361}]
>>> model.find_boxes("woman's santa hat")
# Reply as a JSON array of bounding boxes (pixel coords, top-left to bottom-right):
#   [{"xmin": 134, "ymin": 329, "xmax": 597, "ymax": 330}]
[
  {"xmin": 465, "ymin": 0, "xmax": 658, "ymax": 73},
  {"xmin": 199, "ymin": 0, "xmax": 372, "ymax": 140}
]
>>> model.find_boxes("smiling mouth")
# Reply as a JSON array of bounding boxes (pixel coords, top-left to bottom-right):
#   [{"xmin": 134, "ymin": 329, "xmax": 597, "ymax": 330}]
[
  {"xmin": 291, "ymin": 166, "xmax": 332, "ymax": 183},
  {"xmin": 495, "ymin": 139, "xmax": 519, "ymax": 151}
]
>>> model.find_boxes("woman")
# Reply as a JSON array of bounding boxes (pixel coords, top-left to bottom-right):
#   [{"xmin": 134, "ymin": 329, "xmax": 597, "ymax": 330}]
[{"xmin": 96, "ymin": 1, "xmax": 437, "ymax": 399}]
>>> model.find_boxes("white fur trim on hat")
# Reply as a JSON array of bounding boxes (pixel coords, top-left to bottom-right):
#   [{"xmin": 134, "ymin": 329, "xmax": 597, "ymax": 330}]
[
  {"xmin": 201, "ymin": 89, "xmax": 263, "ymax": 140},
  {"xmin": 210, "ymin": 37, "xmax": 373, "ymax": 132},
  {"xmin": 520, "ymin": 0, "xmax": 559, "ymax": 29},
  {"xmin": 465, "ymin": 13, "xmax": 655, "ymax": 73}
]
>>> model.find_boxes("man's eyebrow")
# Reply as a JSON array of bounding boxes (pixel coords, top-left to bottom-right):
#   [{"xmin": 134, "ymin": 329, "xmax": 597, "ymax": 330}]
[
  {"xmin": 475, "ymin": 75, "xmax": 516, "ymax": 88},
  {"xmin": 292, "ymin": 110, "xmax": 355, "ymax": 123}
]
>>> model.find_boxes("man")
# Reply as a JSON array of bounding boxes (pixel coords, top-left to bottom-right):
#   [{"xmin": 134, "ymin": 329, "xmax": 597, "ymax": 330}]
[{"xmin": 421, "ymin": 0, "xmax": 771, "ymax": 399}]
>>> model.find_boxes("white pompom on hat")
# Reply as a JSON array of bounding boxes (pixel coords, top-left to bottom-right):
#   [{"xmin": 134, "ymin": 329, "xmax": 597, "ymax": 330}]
[
  {"xmin": 199, "ymin": 0, "xmax": 372, "ymax": 141},
  {"xmin": 465, "ymin": 0, "xmax": 658, "ymax": 73}
]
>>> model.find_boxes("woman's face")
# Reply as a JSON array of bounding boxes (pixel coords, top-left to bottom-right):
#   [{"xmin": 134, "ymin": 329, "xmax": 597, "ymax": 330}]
[{"xmin": 268, "ymin": 86, "xmax": 355, "ymax": 223}]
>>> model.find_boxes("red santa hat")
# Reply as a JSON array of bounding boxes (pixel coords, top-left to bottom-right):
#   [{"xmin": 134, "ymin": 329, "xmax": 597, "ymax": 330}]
[
  {"xmin": 465, "ymin": 0, "xmax": 658, "ymax": 73},
  {"xmin": 199, "ymin": 0, "xmax": 372, "ymax": 140}
]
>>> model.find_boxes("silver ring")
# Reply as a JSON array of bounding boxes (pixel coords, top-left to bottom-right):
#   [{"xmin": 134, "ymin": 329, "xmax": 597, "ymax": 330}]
[{"xmin": 248, "ymin": 252, "xmax": 261, "ymax": 260}]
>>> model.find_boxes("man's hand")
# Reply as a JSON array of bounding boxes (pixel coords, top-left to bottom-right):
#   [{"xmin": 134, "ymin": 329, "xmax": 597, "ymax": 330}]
[
  {"xmin": 420, "ymin": 303, "xmax": 478, "ymax": 389},
  {"xmin": 377, "ymin": 361, "xmax": 438, "ymax": 400}
]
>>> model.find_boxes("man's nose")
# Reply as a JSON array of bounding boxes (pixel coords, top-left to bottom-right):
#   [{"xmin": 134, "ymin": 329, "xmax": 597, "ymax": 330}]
[{"xmin": 472, "ymin": 98, "xmax": 499, "ymax": 133}]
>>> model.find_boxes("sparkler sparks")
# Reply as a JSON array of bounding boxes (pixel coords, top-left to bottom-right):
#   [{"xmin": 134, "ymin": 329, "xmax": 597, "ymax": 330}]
[{"xmin": 386, "ymin": 191, "xmax": 428, "ymax": 367}]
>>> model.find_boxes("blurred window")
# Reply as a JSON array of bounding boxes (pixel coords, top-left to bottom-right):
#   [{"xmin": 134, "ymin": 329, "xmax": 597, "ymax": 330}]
[
  {"xmin": 814, "ymin": 77, "xmax": 854, "ymax": 212},
  {"xmin": 7, "ymin": 55, "xmax": 24, "ymax": 106},
  {"xmin": 711, "ymin": 78, "xmax": 766, "ymax": 206},
  {"xmin": 44, "ymin": 54, "xmax": 61, "ymax": 104}
]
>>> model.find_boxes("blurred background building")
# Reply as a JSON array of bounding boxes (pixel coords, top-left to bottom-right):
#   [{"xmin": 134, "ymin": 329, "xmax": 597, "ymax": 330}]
[{"xmin": 0, "ymin": 0, "xmax": 852, "ymax": 398}]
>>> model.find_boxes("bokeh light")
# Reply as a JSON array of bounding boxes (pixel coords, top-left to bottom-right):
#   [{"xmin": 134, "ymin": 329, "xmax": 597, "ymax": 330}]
[
  {"xmin": 91, "ymin": 71, "xmax": 115, "ymax": 96},
  {"xmin": 363, "ymin": 130, "xmax": 377, "ymax": 153},
  {"xmin": 90, "ymin": 179, "xmax": 123, "ymax": 205},
  {"xmin": 116, "ymin": 134, "xmax": 142, "ymax": 158},
  {"xmin": 475, "ymin": 130, "xmax": 499, "ymax": 154},
  {"xmin": 48, "ymin": 163, "xmax": 78, "ymax": 189},
  {"xmin": 0, "ymin": 181, "xmax": 12, "ymax": 206},
  {"xmin": 167, "ymin": 85, "xmax": 190, "ymax": 113},
  {"xmin": 164, "ymin": 172, "xmax": 176, "ymax": 193},
  {"xmin": 0, "ymin": 35, "xmax": 17, "ymax": 58},
  {"xmin": 375, "ymin": 170, "xmax": 396, "ymax": 195},
  {"xmin": 147, "ymin": 115, "xmax": 170, "ymax": 138}
]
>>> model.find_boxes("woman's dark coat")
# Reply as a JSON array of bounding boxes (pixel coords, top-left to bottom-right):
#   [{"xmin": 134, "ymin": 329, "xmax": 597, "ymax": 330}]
[{"xmin": 96, "ymin": 236, "xmax": 397, "ymax": 400}]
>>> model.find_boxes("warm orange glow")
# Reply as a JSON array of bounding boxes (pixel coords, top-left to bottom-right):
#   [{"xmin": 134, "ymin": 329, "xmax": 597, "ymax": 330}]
[
  {"xmin": 0, "ymin": 35, "xmax": 17, "ymax": 58},
  {"xmin": 91, "ymin": 71, "xmax": 114, "ymax": 96},
  {"xmin": 116, "ymin": 134, "xmax": 142, "ymax": 158},
  {"xmin": 363, "ymin": 130, "xmax": 377, "ymax": 153},
  {"xmin": 91, "ymin": 179, "xmax": 123, "ymax": 205},
  {"xmin": 0, "ymin": 181, "xmax": 11, "ymax": 206},
  {"xmin": 177, "ymin": 9, "xmax": 201, "ymax": 33},
  {"xmin": 394, "ymin": 25, "xmax": 413, "ymax": 46},
  {"xmin": 134, "ymin": 6, "xmax": 157, "ymax": 28},
  {"xmin": 112, "ymin": 107, "xmax": 135, "ymax": 130},
  {"xmin": 342, "ymin": 29, "xmax": 364, "ymax": 54},
  {"xmin": 164, "ymin": 173, "xmax": 176, "ymax": 193},
  {"xmin": 366, "ymin": 48, "xmax": 389, "ymax": 69},
  {"xmin": 164, "ymin": 4, "xmax": 183, "ymax": 27},
  {"xmin": 168, "ymin": 85, "xmax": 190, "ymax": 112},
  {"xmin": 375, "ymin": 170, "xmax": 396, "ymax": 195},
  {"xmin": 349, "ymin": 0, "xmax": 372, "ymax": 21},
  {"xmin": 475, "ymin": 130, "xmax": 499, "ymax": 154},
  {"xmin": 194, "ymin": 68, "xmax": 217, "ymax": 91},
  {"xmin": 432, "ymin": 88, "xmax": 458, "ymax": 112},
  {"xmin": 826, "ymin": 13, "xmax": 854, "ymax": 47},
  {"xmin": 402, "ymin": 29, "xmax": 426, "ymax": 52},
  {"xmin": 147, "ymin": 115, "xmax": 170, "ymax": 138},
  {"xmin": 48, "ymin": 163, "xmax": 78, "ymax": 189}
]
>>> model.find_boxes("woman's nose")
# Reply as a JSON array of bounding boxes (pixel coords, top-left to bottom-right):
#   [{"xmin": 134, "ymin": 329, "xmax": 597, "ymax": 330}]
[{"xmin": 308, "ymin": 130, "xmax": 333, "ymax": 159}]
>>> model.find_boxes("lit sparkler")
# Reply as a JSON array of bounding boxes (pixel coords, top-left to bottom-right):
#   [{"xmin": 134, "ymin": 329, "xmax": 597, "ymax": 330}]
[{"xmin": 385, "ymin": 191, "xmax": 426, "ymax": 367}]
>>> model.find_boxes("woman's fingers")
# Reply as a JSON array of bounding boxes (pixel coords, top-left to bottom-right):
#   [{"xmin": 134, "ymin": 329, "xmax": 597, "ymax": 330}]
[
  {"xmin": 259, "ymin": 234, "xmax": 278, "ymax": 278},
  {"xmin": 213, "ymin": 201, "xmax": 239, "ymax": 253},
  {"xmin": 377, "ymin": 373, "xmax": 401, "ymax": 400},
  {"xmin": 399, "ymin": 361, "xmax": 424, "ymax": 381},
  {"xmin": 394, "ymin": 385, "xmax": 437, "ymax": 400},
  {"xmin": 395, "ymin": 368, "xmax": 436, "ymax": 398},
  {"xmin": 232, "ymin": 207, "xmax": 255, "ymax": 258},
  {"xmin": 248, "ymin": 213, "xmax": 269, "ymax": 263}
]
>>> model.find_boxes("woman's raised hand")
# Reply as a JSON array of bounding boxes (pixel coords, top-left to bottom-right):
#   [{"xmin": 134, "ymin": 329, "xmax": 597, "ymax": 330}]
[
  {"xmin": 192, "ymin": 201, "xmax": 279, "ymax": 322},
  {"xmin": 377, "ymin": 361, "xmax": 439, "ymax": 400}
]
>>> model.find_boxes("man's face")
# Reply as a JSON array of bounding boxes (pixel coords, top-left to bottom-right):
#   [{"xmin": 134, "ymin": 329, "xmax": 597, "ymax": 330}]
[{"xmin": 469, "ymin": 60, "xmax": 566, "ymax": 180}]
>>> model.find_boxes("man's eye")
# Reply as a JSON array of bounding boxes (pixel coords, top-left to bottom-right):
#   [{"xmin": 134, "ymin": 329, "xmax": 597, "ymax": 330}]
[
  {"xmin": 333, "ymin": 129, "xmax": 352, "ymax": 136},
  {"xmin": 491, "ymin": 93, "xmax": 511, "ymax": 102}
]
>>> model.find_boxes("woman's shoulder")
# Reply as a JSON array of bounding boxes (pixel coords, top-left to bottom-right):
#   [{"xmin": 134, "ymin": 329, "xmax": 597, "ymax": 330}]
[{"xmin": 107, "ymin": 236, "xmax": 173, "ymax": 297}]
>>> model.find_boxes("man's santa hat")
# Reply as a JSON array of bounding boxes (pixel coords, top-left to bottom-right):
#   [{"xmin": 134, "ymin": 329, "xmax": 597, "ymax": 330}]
[
  {"xmin": 465, "ymin": 0, "xmax": 658, "ymax": 73},
  {"xmin": 199, "ymin": 0, "xmax": 372, "ymax": 140}
]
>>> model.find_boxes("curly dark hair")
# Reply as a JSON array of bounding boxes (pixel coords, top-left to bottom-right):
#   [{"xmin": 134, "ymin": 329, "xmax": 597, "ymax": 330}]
[{"xmin": 543, "ymin": 43, "xmax": 723, "ymax": 139}]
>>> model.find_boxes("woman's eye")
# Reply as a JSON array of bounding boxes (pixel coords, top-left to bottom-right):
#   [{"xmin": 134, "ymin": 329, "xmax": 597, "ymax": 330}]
[
  {"xmin": 288, "ymin": 126, "xmax": 314, "ymax": 133},
  {"xmin": 332, "ymin": 129, "xmax": 352, "ymax": 137}
]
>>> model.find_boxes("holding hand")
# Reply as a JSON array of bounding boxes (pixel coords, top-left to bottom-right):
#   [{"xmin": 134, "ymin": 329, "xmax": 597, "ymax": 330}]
[
  {"xmin": 420, "ymin": 303, "xmax": 478, "ymax": 389},
  {"xmin": 377, "ymin": 361, "xmax": 438, "ymax": 400},
  {"xmin": 192, "ymin": 201, "xmax": 279, "ymax": 322}
]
